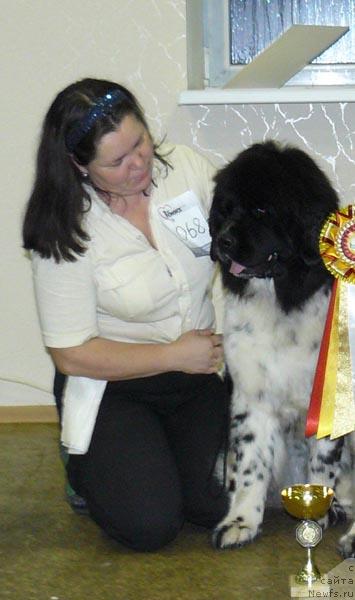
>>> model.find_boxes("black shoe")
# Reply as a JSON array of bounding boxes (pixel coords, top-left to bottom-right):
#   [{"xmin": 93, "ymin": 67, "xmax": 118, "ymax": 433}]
[{"xmin": 66, "ymin": 483, "xmax": 89, "ymax": 515}]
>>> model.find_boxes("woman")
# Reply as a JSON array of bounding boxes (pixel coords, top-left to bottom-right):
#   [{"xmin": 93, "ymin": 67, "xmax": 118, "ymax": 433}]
[{"xmin": 23, "ymin": 78, "xmax": 230, "ymax": 551}]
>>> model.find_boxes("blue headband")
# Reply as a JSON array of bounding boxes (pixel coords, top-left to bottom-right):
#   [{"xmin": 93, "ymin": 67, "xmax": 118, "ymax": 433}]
[{"xmin": 66, "ymin": 89, "xmax": 127, "ymax": 153}]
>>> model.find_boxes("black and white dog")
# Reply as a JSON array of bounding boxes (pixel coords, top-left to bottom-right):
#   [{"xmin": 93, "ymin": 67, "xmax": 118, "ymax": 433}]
[{"xmin": 209, "ymin": 140, "xmax": 354, "ymax": 555}]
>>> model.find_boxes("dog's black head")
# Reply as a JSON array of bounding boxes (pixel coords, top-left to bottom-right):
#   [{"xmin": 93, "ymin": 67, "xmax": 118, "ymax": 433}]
[{"xmin": 209, "ymin": 141, "xmax": 339, "ymax": 303}]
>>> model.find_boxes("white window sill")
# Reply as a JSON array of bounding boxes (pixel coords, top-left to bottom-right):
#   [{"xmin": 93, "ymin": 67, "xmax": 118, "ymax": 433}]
[{"xmin": 178, "ymin": 86, "xmax": 355, "ymax": 105}]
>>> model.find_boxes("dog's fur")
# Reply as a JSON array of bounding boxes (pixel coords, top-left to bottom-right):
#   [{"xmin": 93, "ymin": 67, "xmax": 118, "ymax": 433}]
[{"xmin": 209, "ymin": 140, "xmax": 354, "ymax": 555}]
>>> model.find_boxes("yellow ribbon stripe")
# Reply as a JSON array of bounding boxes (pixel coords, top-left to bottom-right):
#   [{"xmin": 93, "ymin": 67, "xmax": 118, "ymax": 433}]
[{"xmin": 331, "ymin": 282, "xmax": 355, "ymax": 438}]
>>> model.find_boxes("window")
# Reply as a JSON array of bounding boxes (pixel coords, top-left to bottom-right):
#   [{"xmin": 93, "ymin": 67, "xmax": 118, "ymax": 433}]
[{"xmin": 204, "ymin": 0, "xmax": 355, "ymax": 87}]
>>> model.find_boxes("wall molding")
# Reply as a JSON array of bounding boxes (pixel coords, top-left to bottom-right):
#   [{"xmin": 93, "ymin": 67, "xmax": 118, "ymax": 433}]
[{"xmin": 179, "ymin": 86, "xmax": 355, "ymax": 105}]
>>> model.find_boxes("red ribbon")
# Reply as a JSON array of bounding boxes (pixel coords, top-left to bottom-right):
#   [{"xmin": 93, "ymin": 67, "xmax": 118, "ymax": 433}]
[{"xmin": 305, "ymin": 279, "xmax": 338, "ymax": 437}]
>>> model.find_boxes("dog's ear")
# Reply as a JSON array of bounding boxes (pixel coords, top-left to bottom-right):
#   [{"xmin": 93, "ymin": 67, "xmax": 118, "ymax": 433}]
[
  {"xmin": 298, "ymin": 219, "xmax": 327, "ymax": 266},
  {"xmin": 300, "ymin": 247, "xmax": 322, "ymax": 266},
  {"xmin": 208, "ymin": 210, "xmax": 219, "ymax": 262},
  {"xmin": 210, "ymin": 239, "xmax": 218, "ymax": 262}
]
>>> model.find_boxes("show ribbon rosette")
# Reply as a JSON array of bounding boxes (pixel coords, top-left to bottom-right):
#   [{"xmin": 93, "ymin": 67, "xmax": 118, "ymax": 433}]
[{"xmin": 306, "ymin": 205, "xmax": 355, "ymax": 439}]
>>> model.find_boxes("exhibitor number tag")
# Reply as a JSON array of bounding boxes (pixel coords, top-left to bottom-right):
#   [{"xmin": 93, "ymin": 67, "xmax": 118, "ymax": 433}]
[{"xmin": 158, "ymin": 191, "xmax": 211, "ymax": 257}]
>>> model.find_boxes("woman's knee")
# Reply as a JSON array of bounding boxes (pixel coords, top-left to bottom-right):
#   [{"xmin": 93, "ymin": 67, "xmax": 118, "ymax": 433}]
[
  {"xmin": 93, "ymin": 507, "xmax": 184, "ymax": 551},
  {"xmin": 124, "ymin": 517, "xmax": 183, "ymax": 551}
]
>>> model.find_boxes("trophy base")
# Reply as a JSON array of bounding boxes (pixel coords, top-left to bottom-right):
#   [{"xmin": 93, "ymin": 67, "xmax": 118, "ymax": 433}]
[
  {"xmin": 289, "ymin": 575, "xmax": 330, "ymax": 598},
  {"xmin": 295, "ymin": 561, "xmax": 321, "ymax": 584}
]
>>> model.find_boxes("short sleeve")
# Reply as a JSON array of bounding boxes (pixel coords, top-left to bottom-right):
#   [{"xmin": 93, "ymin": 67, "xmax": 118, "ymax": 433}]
[{"xmin": 31, "ymin": 251, "xmax": 99, "ymax": 348}]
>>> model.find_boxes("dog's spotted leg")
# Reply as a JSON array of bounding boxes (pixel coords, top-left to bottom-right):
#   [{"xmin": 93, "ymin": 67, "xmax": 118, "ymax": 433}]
[
  {"xmin": 338, "ymin": 521, "xmax": 355, "ymax": 558},
  {"xmin": 308, "ymin": 436, "xmax": 347, "ymax": 528},
  {"xmin": 338, "ymin": 432, "xmax": 355, "ymax": 558},
  {"xmin": 213, "ymin": 404, "xmax": 283, "ymax": 549}
]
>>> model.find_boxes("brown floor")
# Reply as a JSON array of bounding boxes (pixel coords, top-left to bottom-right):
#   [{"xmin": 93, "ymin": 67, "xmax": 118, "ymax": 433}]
[{"xmin": 0, "ymin": 423, "xmax": 349, "ymax": 600}]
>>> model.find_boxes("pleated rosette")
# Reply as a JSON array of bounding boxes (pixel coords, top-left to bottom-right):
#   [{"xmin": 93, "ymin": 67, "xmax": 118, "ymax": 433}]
[{"xmin": 306, "ymin": 205, "xmax": 355, "ymax": 439}]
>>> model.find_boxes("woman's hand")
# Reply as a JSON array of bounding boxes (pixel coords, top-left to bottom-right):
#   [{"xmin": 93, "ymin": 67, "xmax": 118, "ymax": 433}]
[
  {"xmin": 49, "ymin": 329, "xmax": 223, "ymax": 381},
  {"xmin": 169, "ymin": 329, "xmax": 224, "ymax": 374}
]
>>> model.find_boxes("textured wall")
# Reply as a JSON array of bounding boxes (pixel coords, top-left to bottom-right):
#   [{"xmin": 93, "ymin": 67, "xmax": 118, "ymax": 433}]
[
  {"xmin": 170, "ymin": 103, "xmax": 355, "ymax": 205},
  {"xmin": 1, "ymin": 1, "xmax": 354, "ymax": 404},
  {"xmin": 1, "ymin": 0, "xmax": 187, "ymax": 404}
]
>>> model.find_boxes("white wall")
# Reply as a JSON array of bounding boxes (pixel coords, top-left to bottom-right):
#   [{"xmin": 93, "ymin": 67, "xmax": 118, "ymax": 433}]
[
  {"xmin": 1, "ymin": 0, "xmax": 187, "ymax": 405},
  {"xmin": 1, "ymin": 1, "xmax": 355, "ymax": 406}
]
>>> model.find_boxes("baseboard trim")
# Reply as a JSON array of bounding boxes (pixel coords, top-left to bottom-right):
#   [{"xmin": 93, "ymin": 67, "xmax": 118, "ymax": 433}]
[{"xmin": 0, "ymin": 405, "xmax": 58, "ymax": 423}]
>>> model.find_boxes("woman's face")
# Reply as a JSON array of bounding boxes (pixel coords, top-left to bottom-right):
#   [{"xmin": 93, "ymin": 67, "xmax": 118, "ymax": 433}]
[{"xmin": 82, "ymin": 114, "xmax": 154, "ymax": 197}]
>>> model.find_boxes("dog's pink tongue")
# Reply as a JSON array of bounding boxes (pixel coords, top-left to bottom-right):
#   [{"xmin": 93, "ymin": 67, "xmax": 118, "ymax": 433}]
[{"xmin": 229, "ymin": 261, "xmax": 246, "ymax": 276}]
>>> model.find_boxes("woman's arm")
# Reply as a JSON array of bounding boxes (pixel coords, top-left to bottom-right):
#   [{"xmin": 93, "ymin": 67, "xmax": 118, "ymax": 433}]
[{"xmin": 49, "ymin": 329, "xmax": 223, "ymax": 380}]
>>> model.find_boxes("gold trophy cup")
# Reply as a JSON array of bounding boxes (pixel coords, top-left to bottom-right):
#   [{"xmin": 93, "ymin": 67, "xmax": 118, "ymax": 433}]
[{"xmin": 281, "ymin": 484, "xmax": 334, "ymax": 585}]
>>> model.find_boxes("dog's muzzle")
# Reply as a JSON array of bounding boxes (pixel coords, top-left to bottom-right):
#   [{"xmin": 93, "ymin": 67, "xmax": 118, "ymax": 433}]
[
  {"xmin": 214, "ymin": 232, "xmax": 280, "ymax": 278},
  {"xmin": 228, "ymin": 251, "xmax": 280, "ymax": 279}
]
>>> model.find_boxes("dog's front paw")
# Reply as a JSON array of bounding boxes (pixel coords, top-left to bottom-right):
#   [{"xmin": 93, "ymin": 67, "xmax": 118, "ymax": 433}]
[
  {"xmin": 212, "ymin": 520, "xmax": 261, "ymax": 549},
  {"xmin": 338, "ymin": 532, "xmax": 355, "ymax": 558}
]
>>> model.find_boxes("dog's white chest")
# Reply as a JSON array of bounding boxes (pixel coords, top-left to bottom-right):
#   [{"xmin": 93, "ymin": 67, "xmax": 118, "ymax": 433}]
[{"xmin": 224, "ymin": 278, "xmax": 329, "ymax": 415}]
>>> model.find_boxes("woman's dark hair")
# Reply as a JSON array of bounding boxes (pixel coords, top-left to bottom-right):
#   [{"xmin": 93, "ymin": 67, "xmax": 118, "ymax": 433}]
[{"xmin": 23, "ymin": 78, "xmax": 170, "ymax": 262}]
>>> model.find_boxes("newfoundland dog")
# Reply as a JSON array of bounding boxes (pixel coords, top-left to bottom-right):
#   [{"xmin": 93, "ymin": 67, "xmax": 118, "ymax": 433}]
[{"xmin": 209, "ymin": 140, "xmax": 354, "ymax": 555}]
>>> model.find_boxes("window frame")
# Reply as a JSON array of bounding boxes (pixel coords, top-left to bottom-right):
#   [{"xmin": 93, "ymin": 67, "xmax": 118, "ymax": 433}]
[{"xmin": 204, "ymin": 0, "xmax": 355, "ymax": 88}]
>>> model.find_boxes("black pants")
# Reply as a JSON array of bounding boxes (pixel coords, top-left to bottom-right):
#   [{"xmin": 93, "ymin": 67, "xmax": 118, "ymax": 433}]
[{"xmin": 57, "ymin": 371, "xmax": 230, "ymax": 552}]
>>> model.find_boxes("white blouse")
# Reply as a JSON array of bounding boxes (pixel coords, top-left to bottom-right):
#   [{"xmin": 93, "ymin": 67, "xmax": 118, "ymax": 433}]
[{"xmin": 31, "ymin": 144, "xmax": 223, "ymax": 453}]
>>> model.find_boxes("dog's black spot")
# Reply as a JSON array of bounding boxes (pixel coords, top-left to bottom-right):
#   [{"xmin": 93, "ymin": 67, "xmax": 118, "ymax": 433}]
[
  {"xmin": 236, "ymin": 451, "xmax": 244, "ymax": 462},
  {"xmin": 228, "ymin": 340, "xmax": 238, "ymax": 351},
  {"xmin": 236, "ymin": 516, "xmax": 244, "ymax": 522},
  {"xmin": 244, "ymin": 480, "xmax": 251, "ymax": 487},
  {"xmin": 243, "ymin": 433, "xmax": 255, "ymax": 443},
  {"xmin": 234, "ymin": 412, "xmax": 249, "ymax": 423},
  {"xmin": 257, "ymin": 473, "xmax": 264, "ymax": 480},
  {"xmin": 232, "ymin": 322, "xmax": 254, "ymax": 335},
  {"xmin": 229, "ymin": 479, "xmax": 236, "ymax": 492},
  {"xmin": 329, "ymin": 471, "xmax": 335, "ymax": 479},
  {"xmin": 288, "ymin": 330, "xmax": 297, "ymax": 344},
  {"xmin": 268, "ymin": 445, "xmax": 274, "ymax": 457},
  {"xmin": 328, "ymin": 499, "xmax": 347, "ymax": 526},
  {"xmin": 213, "ymin": 525, "xmax": 231, "ymax": 549},
  {"xmin": 243, "ymin": 469, "xmax": 251, "ymax": 475},
  {"xmin": 311, "ymin": 465, "xmax": 325, "ymax": 474},
  {"xmin": 243, "ymin": 291, "xmax": 256, "ymax": 301},
  {"xmin": 319, "ymin": 440, "xmax": 344, "ymax": 466},
  {"xmin": 257, "ymin": 362, "xmax": 267, "ymax": 374}
]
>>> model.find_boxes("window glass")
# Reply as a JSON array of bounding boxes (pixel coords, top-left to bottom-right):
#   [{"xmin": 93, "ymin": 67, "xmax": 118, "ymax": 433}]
[{"xmin": 229, "ymin": 0, "xmax": 354, "ymax": 65}]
